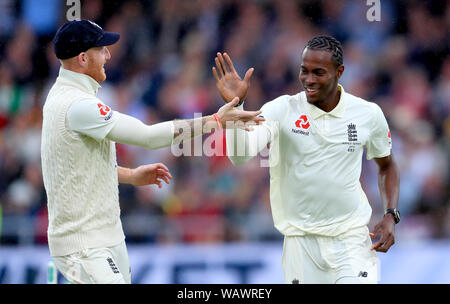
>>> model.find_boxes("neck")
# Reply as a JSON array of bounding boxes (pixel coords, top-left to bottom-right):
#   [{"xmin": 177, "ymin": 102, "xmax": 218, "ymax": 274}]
[
  {"xmin": 315, "ymin": 87, "xmax": 341, "ymax": 112},
  {"xmin": 61, "ymin": 60, "xmax": 86, "ymax": 75}
]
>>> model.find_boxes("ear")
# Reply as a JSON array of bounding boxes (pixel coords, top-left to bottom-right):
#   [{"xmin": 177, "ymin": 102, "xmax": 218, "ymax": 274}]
[
  {"xmin": 336, "ymin": 65, "xmax": 344, "ymax": 79},
  {"xmin": 77, "ymin": 52, "xmax": 88, "ymax": 68}
]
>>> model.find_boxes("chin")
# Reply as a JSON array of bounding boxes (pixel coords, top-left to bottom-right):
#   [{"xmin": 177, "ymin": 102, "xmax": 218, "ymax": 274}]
[
  {"xmin": 96, "ymin": 73, "xmax": 107, "ymax": 82},
  {"xmin": 305, "ymin": 96, "xmax": 321, "ymax": 104}
]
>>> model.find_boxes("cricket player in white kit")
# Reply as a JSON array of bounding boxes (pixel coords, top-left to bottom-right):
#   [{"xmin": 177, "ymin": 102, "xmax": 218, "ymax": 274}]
[
  {"xmin": 213, "ymin": 36, "xmax": 400, "ymax": 284},
  {"xmin": 41, "ymin": 20, "xmax": 264, "ymax": 284}
]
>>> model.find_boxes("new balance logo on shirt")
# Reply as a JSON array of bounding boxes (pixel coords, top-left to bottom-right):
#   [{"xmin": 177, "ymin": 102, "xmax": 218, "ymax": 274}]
[
  {"xmin": 358, "ymin": 271, "xmax": 368, "ymax": 278},
  {"xmin": 106, "ymin": 257, "xmax": 120, "ymax": 274}
]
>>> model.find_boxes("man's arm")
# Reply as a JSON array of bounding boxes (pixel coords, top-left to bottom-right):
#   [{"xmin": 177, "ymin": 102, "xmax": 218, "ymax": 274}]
[
  {"xmin": 225, "ymin": 102, "xmax": 273, "ymax": 165},
  {"xmin": 212, "ymin": 52, "xmax": 272, "ymax": 165},
  {"xmin": 370, "ymin": 154, "xmax": 400, "ymax": 252},
  {"xmin": 107, "ymin": 97, "xmax": 264, "ymax": 149},
  {"xmin": 226, "ymin": 123, "xmax": 272, "ymax": 165},
  {"xmin": 172, "ymin": 97, "xmax": 263, "ymax": 142}
]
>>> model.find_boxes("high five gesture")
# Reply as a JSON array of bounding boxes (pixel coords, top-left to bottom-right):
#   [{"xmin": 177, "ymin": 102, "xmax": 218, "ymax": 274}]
[{"xmin": 212, "ymin": 52, "xmax": 254, "ymax": 103}]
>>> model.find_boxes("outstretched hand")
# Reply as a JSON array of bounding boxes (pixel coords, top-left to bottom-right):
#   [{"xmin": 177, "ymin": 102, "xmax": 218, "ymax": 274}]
[
  {"xmin": 212, "ymin": 52, "xmax": 254, "ymax": 103},
  {"xmin": 130, "ymin": 163, "xmax": 172, "ymax": 188},
  {"xmin": 216, "ymin": 97, "xmax": 265, "ymax": 131}
]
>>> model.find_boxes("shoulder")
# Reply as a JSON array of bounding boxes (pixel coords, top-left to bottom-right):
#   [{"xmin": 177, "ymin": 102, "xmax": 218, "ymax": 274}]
[
  {"xmin": 261, "ymin": 93, "xmax": 301, "ymax": 113},
  {"xmin": 345, "ymin": 91, "xmax": 384, "ymax": 117},
  {"xmin": 68, "ymin": 97, "xmax": 109, "ymax": 114},
  {"xmin": 345, "ymin": 92, "xmax": 389, "ymax": 136},
  {"xmin": 67, "ymin": 98, "xmax": 114, "ymax": 126}
]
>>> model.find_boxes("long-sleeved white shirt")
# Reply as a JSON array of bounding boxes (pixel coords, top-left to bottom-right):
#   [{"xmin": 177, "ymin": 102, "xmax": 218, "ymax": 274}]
[{"xmin": 42, "ymin": 67, "xmax": 174, "ymax": 256}]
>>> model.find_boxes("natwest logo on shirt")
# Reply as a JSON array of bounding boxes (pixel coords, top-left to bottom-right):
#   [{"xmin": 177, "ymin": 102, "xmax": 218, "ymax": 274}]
[
  {"xmin": 97, "ymin": 103, "xmax": 112, "ymax": 121},
  {"xmin": 292, "ymin": 114, "xmax": 310, "ymax": 136},
  {"xmin": 295, "ymin": 115, "xmax": 310, "ymax": 129}
]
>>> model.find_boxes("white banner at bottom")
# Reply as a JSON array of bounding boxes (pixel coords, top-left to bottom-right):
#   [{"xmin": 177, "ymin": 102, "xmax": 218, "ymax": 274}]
[{"xmin": 1, "ymin": 241, "xmax": 450, "ymax": 284}]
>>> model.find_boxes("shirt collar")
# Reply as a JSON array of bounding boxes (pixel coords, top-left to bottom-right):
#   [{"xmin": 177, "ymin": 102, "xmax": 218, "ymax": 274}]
[
  {"xmin": 306, "ymin": 84, "xmax": 347, "ymax": 119},
  {"xmin": 57, "ymin": 67, "xmax": 101, "ymax": 96}
]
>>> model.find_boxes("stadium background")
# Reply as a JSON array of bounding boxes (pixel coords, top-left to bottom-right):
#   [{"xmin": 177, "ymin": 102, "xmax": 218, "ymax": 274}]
[{"xmin": 0, "ymin": 0, "xmax": 448, "ymax": 283}]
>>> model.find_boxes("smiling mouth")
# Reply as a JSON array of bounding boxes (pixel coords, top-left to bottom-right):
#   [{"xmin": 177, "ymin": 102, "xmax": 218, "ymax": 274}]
[{"xmin": 305, "ymin": 87, "xmax": 319, "ymax": 95}]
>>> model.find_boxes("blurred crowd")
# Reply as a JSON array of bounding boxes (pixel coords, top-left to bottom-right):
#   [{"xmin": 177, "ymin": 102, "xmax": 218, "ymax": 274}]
[{"xmin": 0, "ymin": 0, "xmax": 448, "ymax": 246}]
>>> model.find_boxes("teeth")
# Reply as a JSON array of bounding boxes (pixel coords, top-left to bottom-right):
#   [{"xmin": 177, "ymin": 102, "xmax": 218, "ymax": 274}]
[{"xmin": 306, "ymin": 88, "xmax": 317, "ymax": 92}]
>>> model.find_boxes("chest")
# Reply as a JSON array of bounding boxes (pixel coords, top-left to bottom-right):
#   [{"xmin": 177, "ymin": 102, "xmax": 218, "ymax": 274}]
[{"xmin": 279, "ymin": 111, "xmax": 372, "ymax": 156}]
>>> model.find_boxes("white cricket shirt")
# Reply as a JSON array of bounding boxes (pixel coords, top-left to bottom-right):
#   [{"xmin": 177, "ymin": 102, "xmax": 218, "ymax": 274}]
[
  {"xmin": 227, "ymin": 85, "xmax": 392, "ymax": 237},
  {"xmin": 42, "ymin": 68, "xmax": 174, "ymax": 256},
  {"xmin": 42, "ymin": 67, "xmax": 124, "ymax": 256}
]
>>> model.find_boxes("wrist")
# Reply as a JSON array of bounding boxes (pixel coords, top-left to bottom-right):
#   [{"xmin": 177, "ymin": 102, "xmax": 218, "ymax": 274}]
[
  {"xmin": 212, "ymin": 113, "xmax": 223, "ymax": 129},
  {"xmin": 118, "ymin": 166, "xmax": 134, "ymax": 185},
  {"xmin": 384, "ymin": 208, "xmax": 400, "ymax": 224},
  {"xmin": 384, "ymin": 212, "xmax": 395, "ymax": 223}
]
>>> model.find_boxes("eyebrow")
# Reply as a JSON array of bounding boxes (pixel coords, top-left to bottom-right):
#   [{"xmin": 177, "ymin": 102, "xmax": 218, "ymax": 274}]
[{"xmin": 301, "ymin": 66, "xmax": 327, "ymax": 71}]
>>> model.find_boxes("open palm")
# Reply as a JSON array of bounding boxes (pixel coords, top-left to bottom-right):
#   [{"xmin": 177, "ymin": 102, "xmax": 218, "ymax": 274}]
[{"xmin": 212, "ymin": 52, "xmax": 254, "ymax": 103}]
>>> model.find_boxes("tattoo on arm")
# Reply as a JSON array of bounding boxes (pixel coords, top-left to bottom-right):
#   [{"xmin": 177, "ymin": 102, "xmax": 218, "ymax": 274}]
[{"xmin": 173, "ymin": 116, "xmax": 216, "ymax": 141}]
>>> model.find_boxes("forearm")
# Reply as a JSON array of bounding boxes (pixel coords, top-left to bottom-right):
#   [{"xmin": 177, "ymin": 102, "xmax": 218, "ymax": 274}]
[
  {"xmin": 173, "ymin": 115, "xmax": 219, "ymax": 142},
  {"xmin": 117, "ymin": 166, "xmax": 133, "ymax": 184},
  {"xmin": 377, "ymin": 156, "xmax": 400, "ymax": 210},
  {"xmin": 226, "ymin": 124, "xmax": 271, "ymax": 165},
  {"xmin": 107, "ymin": 112, "xmax": 174, "ymax": 149}
]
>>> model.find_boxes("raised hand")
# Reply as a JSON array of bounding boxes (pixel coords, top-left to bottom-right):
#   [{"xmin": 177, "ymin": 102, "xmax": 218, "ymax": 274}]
[{"xmin": 212, "ymin": 52, "xmax": 254, "ymax": 103}]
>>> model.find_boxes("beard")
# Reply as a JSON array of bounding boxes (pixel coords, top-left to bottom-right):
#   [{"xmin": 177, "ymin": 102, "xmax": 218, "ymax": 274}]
[{"xmin": 86, "ymin": 64, "xmax": 106, "ymax": 82}]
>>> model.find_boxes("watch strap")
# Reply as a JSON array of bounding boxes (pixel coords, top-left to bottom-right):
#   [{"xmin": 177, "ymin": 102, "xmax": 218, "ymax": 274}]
[{"xmin": 385, "ymin": 208, "xmax": 400, "ymax": 224}]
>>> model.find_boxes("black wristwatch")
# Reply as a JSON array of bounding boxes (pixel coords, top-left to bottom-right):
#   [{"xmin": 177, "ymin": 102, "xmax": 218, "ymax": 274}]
[{"xmin": 384, "ymin": 208, "xmax": 401, "ymax": 224}]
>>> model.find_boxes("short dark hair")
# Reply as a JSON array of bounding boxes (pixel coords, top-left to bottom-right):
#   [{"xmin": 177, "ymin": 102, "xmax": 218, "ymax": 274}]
[{"xmin": 305, "ymin": 35, "xmax": 343, "ymax": 67}]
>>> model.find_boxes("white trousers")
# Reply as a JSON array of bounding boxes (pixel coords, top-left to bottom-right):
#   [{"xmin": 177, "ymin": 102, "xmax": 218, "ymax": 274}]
[
  {"xmin": 282, "ymin": 226, "xmax": 379, "ymax": 284},
  {"xmin": 52, "ymin": 241, "xmax": 131, "ymax": 284}
]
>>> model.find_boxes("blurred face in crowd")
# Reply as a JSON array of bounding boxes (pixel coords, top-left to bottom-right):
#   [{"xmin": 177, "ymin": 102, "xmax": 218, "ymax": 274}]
[
  {"xmin": 299, "ymin": 48, "xmax": 344, "ymax": 107},
  {"xmin": 83, "ymin": 46, "xmax": 111, "ymax": 82}
]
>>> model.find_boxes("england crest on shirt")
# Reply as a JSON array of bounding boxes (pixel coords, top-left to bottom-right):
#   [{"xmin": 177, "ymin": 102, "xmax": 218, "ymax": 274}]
[{"xmin": 343, "ymin": 123, "xmax": 361, "ymax": 152}]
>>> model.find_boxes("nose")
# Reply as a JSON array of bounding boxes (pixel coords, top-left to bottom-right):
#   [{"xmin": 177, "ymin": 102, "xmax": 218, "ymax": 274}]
[
  {"xmin": 304, "ymin": 73, "xmax": 315, "ymax": 86},
  {"xmin": 299, "ymin": 70, "xmax": 315, "ymax": 87},
  {"xmin": 300, "ymin": 74, "xmax": 314, "ymax": 88}
]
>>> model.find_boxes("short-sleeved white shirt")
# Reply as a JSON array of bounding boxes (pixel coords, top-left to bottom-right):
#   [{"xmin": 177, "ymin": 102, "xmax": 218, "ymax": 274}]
[{"xmin": 260, "ymin": 85, "xmax": 391, "ymax": 236}]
